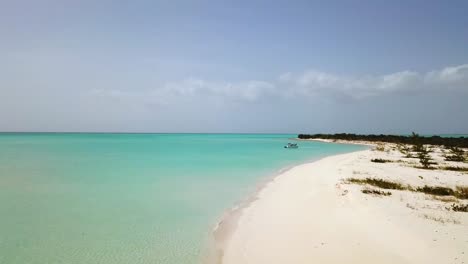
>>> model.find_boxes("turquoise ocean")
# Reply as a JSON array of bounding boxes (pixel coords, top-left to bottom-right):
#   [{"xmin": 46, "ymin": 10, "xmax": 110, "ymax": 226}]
[{"xmin": 0, "ymin": 133, "xmax": 365, "ymax": 264}]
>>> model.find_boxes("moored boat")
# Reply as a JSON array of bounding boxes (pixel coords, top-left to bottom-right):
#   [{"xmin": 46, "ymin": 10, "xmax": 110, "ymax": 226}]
[{"xmin": 284, "ymin": 143, "xmax": 298, "ymax": 149}]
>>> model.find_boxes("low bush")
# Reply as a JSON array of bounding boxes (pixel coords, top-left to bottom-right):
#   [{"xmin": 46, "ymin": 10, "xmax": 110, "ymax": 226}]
[
  {"xmin": 450, "ymin": 203, "xmax": 468, "ymax": 212},
  {"xmin": 417, "ymin": 148, "xmax": 437, "ymax": 169},
  {"xmin": 445, "ymin": 155, "xmax": 466, "ymax": 162},
  {"xmin": 362, "ymin": 188, "xmax": 392, "ymax": 196},
  {"xmin": 347, "ymin": 178, "xmax": 406, "ymax": 190},
  {"xmin": 416, "ymin": 185, "xmax": 454, "ymax": 196},
  {"xmin": 456, "ymin": 186, "xmax": 468, "ymax": 199},
  {"xmin": 440, "ymin": 166, "xmax": 468, "ymax": 172},
  {"xmin": 398, "ymin": 144, "xmax": 411, "ymax": 155},
  {"xmin": 444, "ymin": 146, "xmax": 466, "ymax": 162},
  {"xmin": 371, "ymin": 158, "xmax": 392, "ymax": 163},
  {"xmin": 375, "ymin": 144, "xmax": 385, "ymax": 152},
  {"xmin": 415, "ymin": 185, "xmax": 467, "ymax": 199}
]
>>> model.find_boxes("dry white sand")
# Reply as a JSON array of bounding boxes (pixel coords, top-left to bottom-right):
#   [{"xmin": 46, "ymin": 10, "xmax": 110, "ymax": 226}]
[{"xmin": 218, "ymin": 141, "xmax": 468, "ymax": 264}]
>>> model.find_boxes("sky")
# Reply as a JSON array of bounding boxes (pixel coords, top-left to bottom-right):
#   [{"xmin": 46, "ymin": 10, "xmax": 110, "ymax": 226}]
[{"xmin": 1, "ymin": 0, "xmax": 468, "ymax": 134}]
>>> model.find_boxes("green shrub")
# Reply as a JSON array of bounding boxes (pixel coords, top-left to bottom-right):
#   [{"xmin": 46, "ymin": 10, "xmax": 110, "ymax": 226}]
[
  {"xmin": 417, "ymin": 147, "xmax": 437, "ymax": 169},
  {"xmin": 441, "ymin": 166, "xmax": 468, "ymax": 172},
  {"xmin": 362, "ymin": 189, "xmax": 392, "ymax": 196},
  {"xmin": 347, "ymin": 178, "xmax": 406, "ymax": 190},
  {"xmin": 450, "ymin": 203, "xmax": 468, "ymax": 212},
  {"xmin": 375, "ymin": 144, "xmax": 385, "ymax": 151},
  {"xmin": 416, "ymin": 185, "xmax": 454, "ymax": 196},
  {"xmin": 456, "ymin": 186, "xmax": 468, "ymax": 199},
  {"xmin": 371, "ymin": 158, "xmax": 392, "ymax": 163},
  {"xmin": 444, "ymin": 146, "xmax": 466, "ymax": 162}
]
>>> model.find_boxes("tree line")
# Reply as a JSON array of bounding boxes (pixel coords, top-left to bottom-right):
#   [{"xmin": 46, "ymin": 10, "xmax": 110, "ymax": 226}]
[{"xmin": 297, "ymin": 133, "xmax": 468, "ymax": 148}]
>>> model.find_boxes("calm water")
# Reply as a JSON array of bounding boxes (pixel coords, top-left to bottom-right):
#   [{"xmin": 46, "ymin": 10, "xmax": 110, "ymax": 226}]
[{"xmin": 0, "ymin": 133, "xmax": 365, "ymax": 264}]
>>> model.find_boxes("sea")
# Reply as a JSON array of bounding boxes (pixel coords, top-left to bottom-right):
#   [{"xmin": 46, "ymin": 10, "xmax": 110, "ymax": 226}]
[{"xmin": 0, "ymin": 133, "xmax": 365, "ymax": 264}]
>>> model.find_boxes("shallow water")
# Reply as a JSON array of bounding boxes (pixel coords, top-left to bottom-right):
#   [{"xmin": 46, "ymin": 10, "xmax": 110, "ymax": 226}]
[{"xmin": 0, "ymin": 133, "xmax": 365, "ymax": 263}]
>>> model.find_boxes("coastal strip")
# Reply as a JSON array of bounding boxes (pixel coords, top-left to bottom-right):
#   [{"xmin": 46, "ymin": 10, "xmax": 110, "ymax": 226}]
[{"xmin": 216, "ymin": 140, "xmax": 468, "ymax": 264}]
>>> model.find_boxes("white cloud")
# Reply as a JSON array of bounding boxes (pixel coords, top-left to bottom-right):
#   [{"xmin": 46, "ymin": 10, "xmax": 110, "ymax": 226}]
[
  {"xmin": 425, "ymin": 64, "xmax": 468, "ymax": 86},
  {"xmin": 280, "ymin": 64, "xmax": 468, "ymax": 99},
  {"xmin": 159, "ymin": 78, "xmax": 275, "ymax": 102},
  {"xmin": 91, "ymin": 64, "xmax": 468, "ymax": 104}
]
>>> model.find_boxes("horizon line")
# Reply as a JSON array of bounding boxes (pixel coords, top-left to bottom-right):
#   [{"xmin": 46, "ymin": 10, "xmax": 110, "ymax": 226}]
[{"xmin": 0, "ymin": 131, "xmax": 467, "ymax": 135}]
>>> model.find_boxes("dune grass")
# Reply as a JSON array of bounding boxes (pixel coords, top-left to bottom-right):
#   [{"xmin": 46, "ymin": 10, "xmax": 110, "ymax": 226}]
[
  {"xmin": 347, "ymin": 177, "xmax": 406, "ymax": 190},
  {"xmin": 347, "ymin": 178, "xmax": 468, "ymax": 200},
  {"xmin": 416, "ymin": 185, "xmax": 454, "ymax": 196},
  {"xmin": 456, "ymin": 186, "xmax": 468, "ymax": 199},
  {"xmin": 450, "ymin": 203, "xmax": 468, "ymax": 212},
  {"xmin": 370, "ymin": 158, "xmax": 392, "ymax": 163},
  {"xmin": 440, "ymin": 166, "xmax": 468, "ymax": 172},
  {"xmin": 362, "ymin": 188, "xmax": 392, "ymax": 196}
]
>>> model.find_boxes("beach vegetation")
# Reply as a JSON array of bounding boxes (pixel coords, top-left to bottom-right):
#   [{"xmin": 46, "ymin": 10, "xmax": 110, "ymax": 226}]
[
  {"xmin": 361, "ymin": 188, "xmax": 391, "ymax": 196},
  {"xmin": 375, "ymin": 144, "xmax": 385, "ymax": 151},
  {"xmin": 398, "ymin": 144, "xmax": 413, "ymax": 157},
  {"xmin": 440, "ymin": 166, "xmax": 468, "ymax": 172},
  {"xmin": 297, "ymin": 133, "xmax": 468, "ymax": 148},
  {"xmin": 347, "ymin": 178, "xmax": 468, "ymax": 200},
  {"xmin": 410, "ymin": 132, "xmax": 424, "ymax": 152},
  {"xmin": 418, "ymin": 153, "xmax": 433, "ymax": 169},
  {"xmin": 415, "ymin": 185, "xmax": 467, "ymax": 199},
  {"xmin": 370, "ymin": 158, "xmax": 392, "ymax": 163},
  {"xmin": 444, "ymin": 146, "xmax": 466, "ymax": 162},
  {"xmin": 422, "ymin": 214, "xmax": 461, "ymax": 224},
  {"xmin": 455, "ymin": 186, "xmax": 468, "ymax": 199},
  {"xmin": 416, "ymin": 146, "xmax": 437, "ymax": 169},
  {"xmin": 432, "ymin": 195, "xmax": 458, "ymax": 203},
  {"xmin": 416, "ymin": 185, "xmax": 454, "ymax": 196},
  {"xmin": 347, "ymin": 177, "xmax": 406, "ymax": 190},
  {"xmin": 449, "ymin": 203, "xmax": 468, "ymax": 212}
]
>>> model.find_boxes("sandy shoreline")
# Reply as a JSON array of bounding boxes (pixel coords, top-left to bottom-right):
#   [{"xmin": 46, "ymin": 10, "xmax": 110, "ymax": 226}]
[
  {"xmin": 214, "ymin": 140, "xmax": 468, "ymax": 264},
  {"xmin": 209, "ymin": 155, "xmax": 345, "ymax": 264}
]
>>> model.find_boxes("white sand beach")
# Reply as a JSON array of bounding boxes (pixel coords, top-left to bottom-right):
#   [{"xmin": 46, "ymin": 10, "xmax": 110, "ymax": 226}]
[{"xmin": 217, "ymin": 141, "xmax": 468, "ymax": 264}]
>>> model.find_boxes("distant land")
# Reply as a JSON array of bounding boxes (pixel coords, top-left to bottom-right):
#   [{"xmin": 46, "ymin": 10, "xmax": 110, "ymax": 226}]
[{"xmin": 298, "ymin": 133, "xmax": 468, "ymax": 148}]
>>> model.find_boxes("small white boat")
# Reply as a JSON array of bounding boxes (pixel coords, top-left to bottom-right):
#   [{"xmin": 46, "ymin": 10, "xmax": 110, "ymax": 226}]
[{"xmin": 284, "ymin": 143, "xmax": 298, "ymax": 149}]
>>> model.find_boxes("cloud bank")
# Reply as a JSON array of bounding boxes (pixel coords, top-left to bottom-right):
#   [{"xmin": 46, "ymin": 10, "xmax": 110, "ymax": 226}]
[
  {"xmin": 93, "ymin": 64, "xmax": 468, "ymax": 104},
  {"xmin": 283, "ymin": 64, "xmax": 468, "ymax": 99}
]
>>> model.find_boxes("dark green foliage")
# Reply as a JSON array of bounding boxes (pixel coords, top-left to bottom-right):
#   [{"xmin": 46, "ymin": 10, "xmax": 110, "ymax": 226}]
[
  {"xmin": 441, "ymin": 166, "xmax": 468, "ymax": 172},
  {"xmin": 413, "ymin": 145, "xmax": 436, "ymax": 169},
  {"xmin": 371, "ymin": 158, "xmax": 392, "ymax": 163},
  {"xmin": 418, "ymin": 151, "xmax": 435, "ymax": 169},
  {"xmin": 375, "ymin": 144, "xmax": 385, "ymax": 151},
  {"xmin": 362, "ymin": 189, "xmax": 392, "ymax": 196},
  {"xmin": 416, "ymin": 185, "xmax": 455, "ymax": 196},
  {"xmin": 297, "ymin": 133, "xmax": 468, "ymax": 148},
  {"xmin": 450, "ymin": 203, "xmax": 468, "ymax": 212},
  {"xmin": 444, "ymin": 146, "xmax": 466, "ymax": 162},
  {"xmin": 348, "ymin": 179, "xmax": 468, "ymax": 200},
  {"xmin": 410, "ymin": 132, "xmax": 424, "ymax": 152},
  {"xmin": 456, "ymin": 186, "xmax": 468, "ymax": 199},
  {"xmin": 445, "ymin": 156, "xmax": 466, "ymax": 162},
  {"xmin": 412, "ymin": 144, "xmax": 424, "ymax": 152},
  {"xmin": 398, "ymin": 144, "xmax": 412, "ymax": 157},
  {"xmin": 416, "ymin": 185, "xmax": 467, "ymax": 199},
  {"xmin": 347, "ymin": 178, "xmax": 406, "ymax": 190}
]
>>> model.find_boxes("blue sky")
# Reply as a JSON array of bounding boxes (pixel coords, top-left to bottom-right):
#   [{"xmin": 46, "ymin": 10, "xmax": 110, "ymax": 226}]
[{"xmin": 1, "ymin": 0, "xmax": 468, "ymax": 133}]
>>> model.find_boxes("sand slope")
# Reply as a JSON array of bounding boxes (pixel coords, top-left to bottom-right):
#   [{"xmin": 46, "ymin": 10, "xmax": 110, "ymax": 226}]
[{"xmin": 220, "ymin": 145, "xmax": 468, "ymax": 264}]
